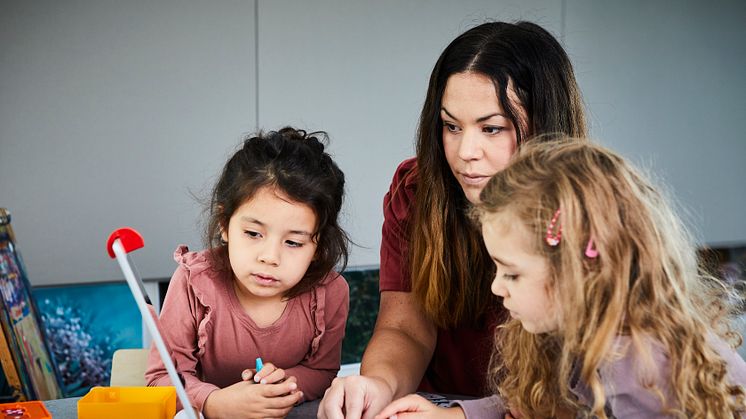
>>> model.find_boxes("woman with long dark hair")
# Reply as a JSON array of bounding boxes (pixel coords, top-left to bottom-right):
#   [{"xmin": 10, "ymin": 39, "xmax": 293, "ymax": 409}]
[{"xmin": 319, "ymin": 21, "xmax": 587, "ymax": 418}]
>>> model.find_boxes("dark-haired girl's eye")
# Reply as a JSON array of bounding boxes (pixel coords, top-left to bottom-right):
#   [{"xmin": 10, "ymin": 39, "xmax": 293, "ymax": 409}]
[
  {"xmin": 286, "ymin": 240, "xmax": 303, "ymax": 248},
  {"xmin": 245, "ymin": 230, "xmax": 261, "ymax": 239}
]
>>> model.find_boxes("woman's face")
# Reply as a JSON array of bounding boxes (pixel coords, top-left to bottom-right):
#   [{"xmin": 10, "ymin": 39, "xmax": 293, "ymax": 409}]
[{"xmin": 441, "ymin": 72, "xmax": 525, "ymax": 204}]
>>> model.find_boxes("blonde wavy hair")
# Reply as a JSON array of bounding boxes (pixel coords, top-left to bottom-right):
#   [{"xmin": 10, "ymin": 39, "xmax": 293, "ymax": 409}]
[{"xmin": 475, "ymin": 139, "xmax": 745, "ymax": 418}]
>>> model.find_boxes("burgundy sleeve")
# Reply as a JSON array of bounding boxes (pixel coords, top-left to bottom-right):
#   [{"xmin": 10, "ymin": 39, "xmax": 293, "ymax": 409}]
[
  {"xmin": 144, "ymin": 266, "xmax": 218, "ymax": 412},
  {"xmin": 284, "ymin": 274, "xmax": 350, "ymax": 401},
  {"xmin": 379, "ymin": 158, "xmax": 417, "ymax": 292}
]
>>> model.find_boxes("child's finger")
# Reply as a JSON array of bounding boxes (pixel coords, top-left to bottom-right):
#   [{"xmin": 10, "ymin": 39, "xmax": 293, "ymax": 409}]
[
  {"xmin": 254, "ymin": 361, "xmax": 278, "ymax": 382},
  {"xmin": 294, "ymin": 391, "xmax": 304, "ymax": 404},
  {"xmin": 241, "ymin": 368, "xmax": 254, "ymax": 381},
  {"xmin": 264, "ymin": 386, "xmax": 304, "ymax": 408},
  {"xmin": 258, "ymin": 366, "xmax": 287, "ymax": 384},
  {"xmin": 261, "ymin": 380, "xmax": 299, "ymax": 398},
  {"xmin": 374, "ymin": 394, "xmax": 430, "ymax": 419}
]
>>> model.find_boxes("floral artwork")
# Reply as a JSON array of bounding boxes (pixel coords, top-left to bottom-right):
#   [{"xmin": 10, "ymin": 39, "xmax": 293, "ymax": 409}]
[{"xmin": 32, "ymin": 283, "xmax": 141, "ymax": 397}]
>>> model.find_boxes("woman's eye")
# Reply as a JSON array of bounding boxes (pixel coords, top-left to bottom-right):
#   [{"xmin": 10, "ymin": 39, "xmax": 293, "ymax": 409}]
[
  {"xmin": 503, "ymin": 274, "xmax": 518, "ymax": 281},
  {"xmin": 443, "ymin": 122, "xmax": 460, "ymax": 133},
  {"xmin": 245, "ymin": 230, "xmax": 261, "ymax": 238},
  {"xmin": 484, "ymin": 126, "xmax": 505, "ymax": 135},
  {"xmin": 285, "ymin": 240, "xmax": 303, "ymax": 248}
]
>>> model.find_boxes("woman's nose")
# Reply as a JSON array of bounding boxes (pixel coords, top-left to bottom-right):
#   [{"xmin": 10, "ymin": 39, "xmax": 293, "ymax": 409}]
[{"xmin": 458, "ymin": 129, "xmax": 483, "ymax": 161}]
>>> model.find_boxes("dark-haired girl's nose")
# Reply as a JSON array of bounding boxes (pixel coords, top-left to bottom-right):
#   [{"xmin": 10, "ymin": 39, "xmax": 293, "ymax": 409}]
[{"xmin": 257, "ymin": 245, "xmax": 280, "ymax": 266}]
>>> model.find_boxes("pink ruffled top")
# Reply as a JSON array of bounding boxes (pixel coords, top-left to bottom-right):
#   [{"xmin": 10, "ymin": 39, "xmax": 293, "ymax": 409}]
[{"xmin": 145, "ymin": 246, "xmax": 349, "ymax": 412}]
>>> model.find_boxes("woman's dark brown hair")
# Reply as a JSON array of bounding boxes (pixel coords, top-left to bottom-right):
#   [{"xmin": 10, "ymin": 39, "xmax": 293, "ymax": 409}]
[{"xmin": 410, "ymin": 21, "xmax": 587, "ymax": 327}]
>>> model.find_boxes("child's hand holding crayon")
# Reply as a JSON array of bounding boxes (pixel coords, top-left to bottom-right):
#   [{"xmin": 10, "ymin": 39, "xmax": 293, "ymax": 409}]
[{"xmin": 204, "ymin": 359, "xmax": 303, "ymax": 418}]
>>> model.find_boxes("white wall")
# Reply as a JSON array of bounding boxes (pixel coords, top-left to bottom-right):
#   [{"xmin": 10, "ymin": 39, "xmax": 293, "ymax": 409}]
[
  {"xmin": 1, "ymin": 1, "xmax": 744, "ymax": 286},
  {"xmin": 565, "ymin": 0, "xmax": 746, "ymax": 245},
  {"xmin": 1, "ymin": 0, "xmax": 257, "ymax": 285}
]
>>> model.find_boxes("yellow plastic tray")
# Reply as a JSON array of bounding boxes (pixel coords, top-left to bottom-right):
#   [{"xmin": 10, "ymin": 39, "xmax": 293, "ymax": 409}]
[{"xmin": 78, "ymin": 386, "xmax": 176, "ymax": 419}]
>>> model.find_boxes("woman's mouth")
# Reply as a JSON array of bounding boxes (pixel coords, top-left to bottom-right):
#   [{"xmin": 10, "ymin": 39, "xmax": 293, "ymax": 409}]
[{"xmin": 460, "ymin": 173, "xmax": 489, "ymax": 185}]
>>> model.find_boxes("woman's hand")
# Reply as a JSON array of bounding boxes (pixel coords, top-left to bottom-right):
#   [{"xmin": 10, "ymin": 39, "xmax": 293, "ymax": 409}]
[
  {"xmin": 373, "ymin": 394, "xmax": 465, "ymax": 419},
  {"xmin": 317, "ymin": 375, "xmax": 394, "ymax": 419},
  {"xmin": 318, "ymin": 291, "xmax": 438, "ymax": 419},
  {"xmin": 203, "ymin": 375, "xmax": 302, "ymax": 419}
]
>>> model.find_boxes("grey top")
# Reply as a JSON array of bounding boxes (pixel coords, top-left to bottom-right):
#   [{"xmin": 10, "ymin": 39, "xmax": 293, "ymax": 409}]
[{"xmin": 454, "ymin": 336, "xmax": 746, "ymax": 418}]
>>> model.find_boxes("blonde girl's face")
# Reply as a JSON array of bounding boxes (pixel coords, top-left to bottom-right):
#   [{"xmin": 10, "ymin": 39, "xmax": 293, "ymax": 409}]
[
  {"xmin": 441, "ymin": 72, "xmax": 524, "ymax": 204},
  {"xmin": 222, "ymin": 186, "xmax": 318, "ymax": 303},
  {"xmin": 482, "ymin": 210, "xmax": 560, "ymax": 334}
]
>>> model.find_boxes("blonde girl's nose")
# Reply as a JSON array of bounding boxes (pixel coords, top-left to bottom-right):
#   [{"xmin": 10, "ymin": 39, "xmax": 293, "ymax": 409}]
[{"xmin": 491, "ymin": 276, "xmax": 507, "ymax": 297}]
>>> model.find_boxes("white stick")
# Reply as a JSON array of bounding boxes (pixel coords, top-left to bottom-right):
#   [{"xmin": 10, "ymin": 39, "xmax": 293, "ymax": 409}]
[{"xmin": 112, "ymin": 240, "xmax": 197, "ymax": 419}]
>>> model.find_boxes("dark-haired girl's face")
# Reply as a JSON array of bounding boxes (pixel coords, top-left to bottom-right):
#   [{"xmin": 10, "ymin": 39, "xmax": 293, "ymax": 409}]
[
  {"xmin": 441, "ymin": 72, "xmax": 525, "ymax": 204},
  {"xmin": 222, "ymin": 186, "xmax": 317, "ymax": 306}
]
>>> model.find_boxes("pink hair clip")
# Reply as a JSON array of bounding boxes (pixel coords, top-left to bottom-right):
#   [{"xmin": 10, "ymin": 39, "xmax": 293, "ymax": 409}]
[
  {"xmin": 546, "ymin": 207, "xmax": 600, "ymax": 258},
  {"xmin": 585, "ymin": 237, "xmax": 599, "ymax": 258},
  {"xmin": 545, "ymin": 208, "xmax": 562, "ymax": 246}
]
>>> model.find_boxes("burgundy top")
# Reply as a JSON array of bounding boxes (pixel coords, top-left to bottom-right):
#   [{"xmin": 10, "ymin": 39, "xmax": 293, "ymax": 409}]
[
  {"xmin": 145, "ymin": 246, "xmax": 349, "ymax": 411},
  {"xmin": 379, "ymin": 158, "xmax": 501, "ymax": 397},
  {"xmin": 455, "ymin": 335, "xmax": 746, "ymax": 418}
]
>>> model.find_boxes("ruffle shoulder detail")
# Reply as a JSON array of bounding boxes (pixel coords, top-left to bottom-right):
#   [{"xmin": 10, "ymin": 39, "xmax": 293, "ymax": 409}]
[
  {"xmin": 307, "ymin": 272, "xmax": 346, "ymax": 357},
  {"xmin": 172, "ymin": 245, "xmax": 219, "ymax": 357}
]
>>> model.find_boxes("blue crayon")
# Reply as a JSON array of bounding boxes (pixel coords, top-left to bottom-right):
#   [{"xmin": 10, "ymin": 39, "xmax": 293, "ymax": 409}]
[{"xmin": 255, "ymin": 357, "xmax": 263, "ymax": 372}]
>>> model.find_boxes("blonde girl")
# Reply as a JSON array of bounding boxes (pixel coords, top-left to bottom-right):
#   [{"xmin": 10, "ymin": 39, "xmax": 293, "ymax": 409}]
[{"xmin": 377, "ymin": 139, "xmax": 746, "ymax": 418}]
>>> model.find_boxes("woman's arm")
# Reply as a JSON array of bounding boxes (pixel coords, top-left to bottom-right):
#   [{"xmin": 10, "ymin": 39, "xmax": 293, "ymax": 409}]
[
  {"xmin": 317, "ymin": 290, "xmax": 436, "ymax": 419},
  {"xmin": 318, "ymin": 159, "xmax": 432, "ymax": 419},
  {"xmin": 361, "ymin": 290, "xmax": 437, "ymax": 398}
]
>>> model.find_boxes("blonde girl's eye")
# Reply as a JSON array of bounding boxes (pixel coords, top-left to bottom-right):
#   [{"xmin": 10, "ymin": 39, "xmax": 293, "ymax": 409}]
[
  {"xmin": 442, "ymin": 121, "xmax": 461, "ymax": 133},
  {"xmin": 502, "ymin": 273, "xmax": 518, "ymax": 281}
]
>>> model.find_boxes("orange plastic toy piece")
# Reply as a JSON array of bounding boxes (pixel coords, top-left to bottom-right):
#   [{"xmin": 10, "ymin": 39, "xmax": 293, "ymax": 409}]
[
  {"xmin": 78, "ymin": 386, "xmax": 176, "ymax": 419},
  {"xmin": 0, "ymin": 401, "xmax": 51, "ymax": 419}
]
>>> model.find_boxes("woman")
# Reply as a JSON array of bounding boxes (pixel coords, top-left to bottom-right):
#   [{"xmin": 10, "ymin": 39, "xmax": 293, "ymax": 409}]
[{"xmin": 319, "ymin": 21, "xmax": 587, "ymax": 419}]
